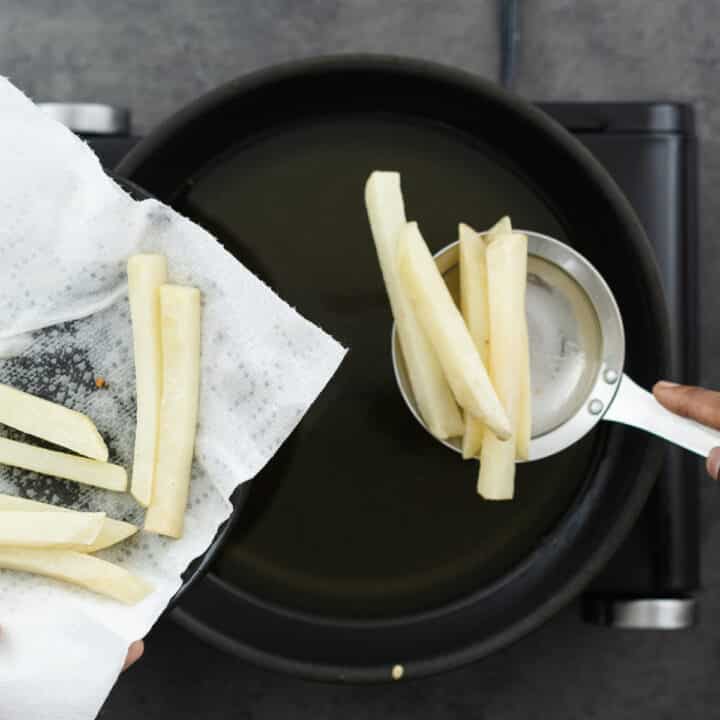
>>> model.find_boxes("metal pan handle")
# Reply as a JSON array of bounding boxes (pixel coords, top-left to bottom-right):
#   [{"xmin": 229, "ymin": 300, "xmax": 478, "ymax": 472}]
[{"xmin": 603, "ymin": 374, "xmax": 720, "ymax": 457}]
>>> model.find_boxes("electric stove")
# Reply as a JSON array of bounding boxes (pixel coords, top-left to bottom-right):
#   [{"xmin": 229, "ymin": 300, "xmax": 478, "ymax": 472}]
[{"xmin": 41, "ymin": 98, "xmax": 700, "ymax": 638}]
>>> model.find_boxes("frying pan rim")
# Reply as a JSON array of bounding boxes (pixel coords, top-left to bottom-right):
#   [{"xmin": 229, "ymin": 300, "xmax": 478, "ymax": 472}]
[{"xmin": 118, "ymin": 53, "xmax": 670, "ymax": 679}]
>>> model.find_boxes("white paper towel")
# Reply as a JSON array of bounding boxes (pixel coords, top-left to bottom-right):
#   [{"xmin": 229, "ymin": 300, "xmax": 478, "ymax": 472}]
[{"xmin": 0, "ymin": 77, "xmax": 346, "ymax": 719}]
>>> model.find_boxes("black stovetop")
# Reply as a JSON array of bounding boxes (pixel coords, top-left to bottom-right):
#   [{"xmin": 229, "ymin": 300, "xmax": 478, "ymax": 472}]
[
  {"xmin": 548, "ymin": 103, "xmax": 700, "ymax": 618},
  {"xmin": 71, "ymin": 99, "xmax": 699, "ymax": 711}
]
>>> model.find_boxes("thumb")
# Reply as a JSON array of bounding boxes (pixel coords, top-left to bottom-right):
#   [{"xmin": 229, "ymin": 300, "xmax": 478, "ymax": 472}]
[
  {"xmin": 653, "ymin": 381, "xmax": 720, "ymax": 479},
  {"xmin": 653, "ymin": 382, "xmax": 720, "ymax": 430},
  {"xmin": 122, "ymin": 640, "xmax": 144, "ymax": 671},
  {"xmin": 707, "ymin": 447, "xmax": 720, "ymax": 481}
]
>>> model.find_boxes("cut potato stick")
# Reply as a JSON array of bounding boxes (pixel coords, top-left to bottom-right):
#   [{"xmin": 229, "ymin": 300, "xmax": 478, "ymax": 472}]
[
  {"xmin": 396, "ymin": 222, "xmax": 511, "ymax": 440},
  {"xmin": 365, "ymin": 172, "xmax": 463, "ymax": 439},
  {"xmin": 516, "ymin": 326, "xmax": 532, "ymax": 461},
  {"xmin": 0, "ymin": 383, "xmax": 108, "ymax": 461},
  {"xmin": 461, "ymin": 217, "xmax": 517, "ymax": 457},
  {"xmin": 486, "ymin": 216, "xmax": 512, "ymax": 238},
  {"xmin": 0, "ymin": 511, "xmax": 104, "ymax": 548},
  {"xmin": 0, "ymin": 494, "xmax": 138, "ymax": 552},
  {"xmin": 477, "ymin": 233, "xmax": 529, "ymax": 499},
  {"xmin": 459, "ymin": 223, "xmax": 492, "ymax": 458},
  {"xmin": 478, "ymin": 433, "xmax": 517, "ymax": 500},
  {"xmin": 128, "ymin": 254, "xmax": 168, "ymax": 507},
  {"xmin": 144, "ymin": 285, "xmax": 201, "ymax": 538},
  {"xmin": 488, "ymin": 218, "xmax": 531, "ymax": 460},
  {"xmin": 0, "ymin": 547, "xmax": 151, "ymax": 604},
  {"xmin": 493, "ymin": 220, "xmax": 531, "ymax": 461},
  {"xmin": 0, "ymin": 437, "xmax": 127, "ymax": 492}
]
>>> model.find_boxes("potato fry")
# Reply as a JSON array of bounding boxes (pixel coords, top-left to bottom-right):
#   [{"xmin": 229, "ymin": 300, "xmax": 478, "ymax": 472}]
[
  {"xmin": 0, "ymin": 494, "xmax": 137, "ymax": 552},
  {"xmin": 0, "ymin": 511, "xmax": 104, "ymax": 548},
  {"xmin": 465, "ymin": 216, "xmax": 531, "ymax": 461},
  {"xmin": 396, "ymin": 222, "xmax": 511, "ymax": 440},
  {"xmin": 0, "ymin": 383, "xmax": 108, "ymax": 461},
  {"xmin": 486, "ymin": 216, "xmax": 512, "ymax": 238},
  {"xmin": 128, "ymin": 254, "xmax": 168, "ymax": 507},
  {"xmin": 516, "ymin": 326, "xmax": 531, "ymax": 461},
  {"xmin": 478, "ymin": 433, "xmax": 517, "ymax": 499},
  {"xmin": 365, "ymin": 171, "xmax": 463, "ymax": 439},
  {"xmin": 461, "ymin": 217, "xmax": 518, "ymax": 458},
  {"xmin": 144, "ymin": 285, "xmax": 201, "ymax": 539},
  {"xmin": 0, "ymin": 437, "xmax": 127, "ymax": 491},
  {"xmin": 459, "ymin": 220, "xmax": 510, "ymax": 458},
  {"xmin": 477, "ymin": 233, "xmax": 529, "ymax": 499},
  {"xmin": 489, "ymin": 218, "xmax": 531, "ymax": 461},
  {"xmin": 0, "ymin": 547, "xmax": 151, "ymax": 604}
]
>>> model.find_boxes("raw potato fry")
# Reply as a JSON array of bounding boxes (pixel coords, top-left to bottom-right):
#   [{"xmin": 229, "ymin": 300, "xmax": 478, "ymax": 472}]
[
  {"xmin": 477, "ymin": 233, "xmax": 529, "ymax": 499},
  {"xmin": 478, "ymin": 433, "xmax": 518, "ymax": 499},
  {"xmin": 396, "ymin": 223, "xmax": 512, "ymax": 440},
  {"xmin": 0, "ymin": 494, "xmax": 138, "ymax": 552},
  {"xmin": 492, "ymin": 220, "xmax": 531, "ymax": 461},
  {"xmin": 0, "ymin": 383, "xmax": 108, "ymax": 461},
  {"xmin": 488, "ymin": 217, "xmax": 531, "ymax": 461},
  {"xmin": 516, "ymin": 327, "xmax": 532, "ymax": 461},
  {"xmin": 365, "ymin": 172, "xmax": 463, "ymax": 439},
  {"xmin": 486, "ymin": 216, "xmax": 512, "ymax": 237},
  {"xmin": 0, "ymin": 547, "xmax": 152, "ymax": 604},
  {"xmin": 0, "ymin": 437, "xmax": 127, "ymax": 492},
  {"xmin": 128, "ymin": 254, "xmax": 168, "ymax": 507},
  {"xmin": 459, "ymin": 223, "xmax": 490, "ymax": 458},
  {"xmin": 461, "ymin": 218, "xmax": 517, "ymax": 458},
  {"xmin": 144, "ymin": 285, "xmax": 201, "ymax": 538},
  {"xmin": 0, "ymin": 511, "xmax": 104, "ymax": 548}
]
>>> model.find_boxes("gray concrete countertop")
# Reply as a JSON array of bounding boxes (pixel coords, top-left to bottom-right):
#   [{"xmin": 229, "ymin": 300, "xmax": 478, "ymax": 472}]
[{"xmin": 3, "ymin": 1, "xmax": 719, "ymax": 717}]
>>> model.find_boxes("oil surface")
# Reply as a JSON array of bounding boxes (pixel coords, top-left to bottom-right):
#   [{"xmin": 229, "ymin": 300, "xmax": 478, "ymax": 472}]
[{"xmin": 178, "ymin": 114, "xmax": 600, "ymax": 618}]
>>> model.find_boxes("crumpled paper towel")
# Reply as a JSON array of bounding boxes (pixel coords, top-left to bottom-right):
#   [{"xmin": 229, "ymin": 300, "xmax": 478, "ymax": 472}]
[{"xmin": 0, "ymin": 77, "xmax": 346, "ymax": 719}]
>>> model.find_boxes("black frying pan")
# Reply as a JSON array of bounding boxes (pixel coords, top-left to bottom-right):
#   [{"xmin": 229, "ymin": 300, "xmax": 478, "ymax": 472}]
[{"xmin": 117, "ymin": 55, "xmax": 669, "ymax": 682}]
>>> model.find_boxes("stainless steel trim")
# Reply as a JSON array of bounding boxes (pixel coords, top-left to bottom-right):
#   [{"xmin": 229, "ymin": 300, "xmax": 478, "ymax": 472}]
[
  {"xmin": 37, "ymin": 103, "xmax": 130, "ymax": 135},
  {"xmin": 586, "ymin": 597, "xmax": 698, "ymax": 629}
]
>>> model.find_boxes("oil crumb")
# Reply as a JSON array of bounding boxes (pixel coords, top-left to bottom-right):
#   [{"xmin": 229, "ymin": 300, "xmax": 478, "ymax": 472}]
[
  {"xmin": 391, "ymin": 664, "xmax": 404, "ymax": 680},
  {"xmin": 95, "ymin": 377, "xmax": 107, "ymax": 389}
]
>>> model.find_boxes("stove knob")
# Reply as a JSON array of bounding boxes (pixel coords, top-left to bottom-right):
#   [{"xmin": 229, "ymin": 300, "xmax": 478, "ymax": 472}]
[
  {"xmin": 37, "ymin": 103, "xmax": 130, "ymax": 136},
  {"xmin": 582, "ymin": 596, "xmax": 697, "ymax": 629}
]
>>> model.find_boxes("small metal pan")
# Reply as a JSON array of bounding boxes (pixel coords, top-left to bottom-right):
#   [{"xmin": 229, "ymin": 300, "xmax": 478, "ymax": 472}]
[{"xmin": 394, "ymin": 230, "xmax": 720, "ymax": 460}]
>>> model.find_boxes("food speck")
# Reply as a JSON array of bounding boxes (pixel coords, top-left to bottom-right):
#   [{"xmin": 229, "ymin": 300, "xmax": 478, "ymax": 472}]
[{"xmin": 95, "ymin": 377, "xmax": 107, "ymax": 389}]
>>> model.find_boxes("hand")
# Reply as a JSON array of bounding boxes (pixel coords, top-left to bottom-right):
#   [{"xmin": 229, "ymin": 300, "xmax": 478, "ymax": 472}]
[
  {"xmin": 123, "ymin": 640, "xmax": 144, "ymax": 671},
  {"xmin": 653, "ymin": 381, "xmax": 720, "ymax": 479}
]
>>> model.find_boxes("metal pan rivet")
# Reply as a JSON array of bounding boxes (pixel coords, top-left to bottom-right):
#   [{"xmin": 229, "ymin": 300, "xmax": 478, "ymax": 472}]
[
  {"xmin": 604, "ymin": 369, "xmax": 618, "ymax": 384},
  {"xmin": 589, "ymin": 399, "xmax": 604, "ymax": 415}
]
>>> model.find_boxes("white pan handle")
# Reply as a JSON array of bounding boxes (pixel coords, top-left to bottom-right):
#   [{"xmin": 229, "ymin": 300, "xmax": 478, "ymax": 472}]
[{"xmin": 603, "ymin": 374, "xmax": 720, "ymax": 457}]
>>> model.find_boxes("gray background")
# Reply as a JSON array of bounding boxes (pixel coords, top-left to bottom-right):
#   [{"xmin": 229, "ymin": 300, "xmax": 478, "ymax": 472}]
[{"xmin": 3, "ymin": 1, "xmax": 720, "ymax": 717}]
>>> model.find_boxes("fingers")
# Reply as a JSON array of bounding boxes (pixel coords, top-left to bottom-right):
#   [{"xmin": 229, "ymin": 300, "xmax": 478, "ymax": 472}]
[
  {"xmin": 653, "ymin": 381, "xmax": 720, "ymax": 430},
  {"xmin": 122, "ymin": 639, "xmax": 144, "ymax": 671},
  {"xmin": 707, "ymin": 448, "xmax": 720, "ymax": 481},
  {"xmin": 654, "ymin": 381, "xmax": 720, "ymax": 479}
]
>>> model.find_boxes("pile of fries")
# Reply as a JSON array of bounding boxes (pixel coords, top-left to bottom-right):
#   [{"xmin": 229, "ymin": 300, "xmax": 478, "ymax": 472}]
[
  {"xmin": 0, "ymin": 254, "xmax": 201, "ymax": 602},
  {"xmin": 366, "ymin": 171, "xmax": 530, "ymax": 500}
]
